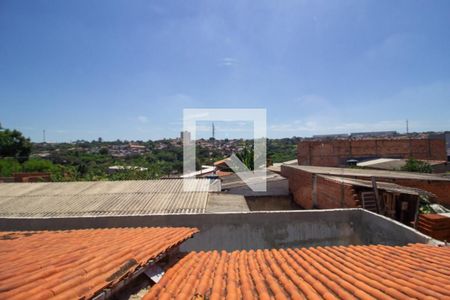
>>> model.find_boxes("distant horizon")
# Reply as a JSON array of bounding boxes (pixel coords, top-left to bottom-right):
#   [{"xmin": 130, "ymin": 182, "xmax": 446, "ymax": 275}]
[{"xmin": 23, "ymin": 128, "xmax": 449, "ymax": 144}]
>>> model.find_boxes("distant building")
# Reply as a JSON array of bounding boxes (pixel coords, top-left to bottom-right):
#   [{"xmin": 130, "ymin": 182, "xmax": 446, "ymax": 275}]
[
  {"xmin": 107, "ymin": 165, "xmax": 148, "ymax": 174},
  {"xmin": 180, "ymin": 130, "xmax": 191, "ymax": 144},
  {"xmin": 446, "ymin": 131, "xmax": 450, "ymax": 159},
  {"xmin": 350, "ymin": 131, "xmax": 398, "ymax": 138},
  {"xmin": 128, "ymin": 143, "xmax": 146, "ymax": 150},
  {"xmin": 110, "ymin": 143, "xmax": 147, "ymax": 157},
  {"xmin": 180, "ymin": 165, "xmax": 216, "ymax": 178},
  {"xmin": 312, "ymin": 133, "xmax": 349, "ymax": 139}
]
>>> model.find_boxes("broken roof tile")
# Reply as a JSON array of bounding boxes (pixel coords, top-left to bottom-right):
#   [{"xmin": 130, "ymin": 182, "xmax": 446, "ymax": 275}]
[
  {"xmin": 144, "ymin": 244, "xmax": 450, "ymax": 300},
  {"xmin": 0, "ymin": 227, "xmax": 198, "ymax": 300}
]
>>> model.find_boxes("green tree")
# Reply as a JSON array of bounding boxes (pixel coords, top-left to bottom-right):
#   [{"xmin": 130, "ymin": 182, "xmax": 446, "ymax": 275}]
[
  {"xmin": 401, "ymin": 158, "xmax": 432, "ymax": 173},
  {"xmin": 99, "ymin": 147, "xmax": 109, "ymax": 155},
  {"xmin": 0, "ymin": 158, "xmax": 21, "ymax": 177},
  {"xmin": 0, "ymin": 128, "xmax": 32, "ymax": 162},
  {"xmin": 236, "ymin": 146, "xmax": 254, "ymax": 170},
  {"xmin": 22, "ymin": 159, "xmax": 55, "ymax": 172}
]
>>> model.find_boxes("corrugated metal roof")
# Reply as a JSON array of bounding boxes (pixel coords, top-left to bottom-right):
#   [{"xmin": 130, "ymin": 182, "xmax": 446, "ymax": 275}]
[
  {"xmin": 319, "ymin": 175, "xmax": 437, "ymax": 197},
  {"xmin": 357, "ymin": 158, "xmax": 447, "ymax": 170},
  {"xmin": 284, "ymin": 165, "xmax": 450, "ymax": 181},
  {"xmin": 0, "ymin": 179, "xmax": 210, "ymax": 217}
]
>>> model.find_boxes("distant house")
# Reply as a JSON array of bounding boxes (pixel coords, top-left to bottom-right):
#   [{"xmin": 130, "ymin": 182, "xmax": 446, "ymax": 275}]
[
  {"xmin": 312, "ymin": 133, "xmax": 349, "ymax": 139},
  {"xmin": 107, "ymin": 165, "xmax": 148, "ymax": 174},
  {"xmin": 180, "ymin": 165, "xmax": 216, "ymax": 178},
  {"xmin": 350, "ymin": 131, "xmax": 398, "ymax": 138}
]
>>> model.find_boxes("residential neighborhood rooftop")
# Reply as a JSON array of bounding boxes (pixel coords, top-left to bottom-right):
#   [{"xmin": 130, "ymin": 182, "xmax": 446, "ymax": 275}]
[
  {"xmin": 144, "ymin": 243, "xmax": 450, "ymax": 300},
  {"xmin": 284, "ymin": 165, "xmax": 450, "ymax": 181},
  {"xmin": 0, "ymin": 179, "xmax": 211, "ymax": 217},
  {"xmin": 319, "ymin": 174, "xmax": 436, "ymax": 197},
  {"xmin": 0, "ymin": 227, "xmax": 198, "ymax": 300},
  {"xmin": 357, "ymin": 158, "xmax": 448, "ymax": 171}
]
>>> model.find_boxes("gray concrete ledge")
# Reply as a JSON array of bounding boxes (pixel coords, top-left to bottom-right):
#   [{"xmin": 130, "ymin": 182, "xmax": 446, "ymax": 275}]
[{"xmin": 0, "ymin": 209, "xmax": 432, "ymax": 251}]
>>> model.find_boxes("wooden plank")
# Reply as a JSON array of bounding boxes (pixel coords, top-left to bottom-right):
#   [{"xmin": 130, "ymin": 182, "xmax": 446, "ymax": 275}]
[
  {"xmin": 371, "ymin": 177, "xmax": 381, "ymax": 214},
  {"xmin": 312, "ymin": 174, "xmax": 317, "ymax": 208}
]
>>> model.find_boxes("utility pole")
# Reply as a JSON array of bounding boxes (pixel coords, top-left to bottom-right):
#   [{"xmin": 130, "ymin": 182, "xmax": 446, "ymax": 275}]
[{"xmin": 406, "ymin": 119, "xmax": 409, "ymax": 135}]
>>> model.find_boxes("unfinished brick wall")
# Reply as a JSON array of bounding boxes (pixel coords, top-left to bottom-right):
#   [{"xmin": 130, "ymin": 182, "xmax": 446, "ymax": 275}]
[
  {"xmin": 283, "ymin": 165, "xmax": 314, "ymax": 208},
  {"xmin": 380, "ymin": 178, "xmax": 450, "ymax": 207},
  {"xmin": 298, "ymin": 138, "xmax": 447, "ymax": 167},
  {"xmin": 316, "ymin": 176, "xmax": 359, "ymax": 209},
  {"xmin": 282, "ymin": 166, "xmax": 359, "ymax": 209}
]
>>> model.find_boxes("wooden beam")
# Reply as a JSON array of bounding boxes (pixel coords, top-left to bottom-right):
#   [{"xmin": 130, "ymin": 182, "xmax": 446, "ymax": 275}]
[
  {"xmin": 371, "ymin": 177, "xmax": 381, "ymax": 214},
  {"xmin": 312, "ymin": 174, "xmax": 317, "ymax": 208}
]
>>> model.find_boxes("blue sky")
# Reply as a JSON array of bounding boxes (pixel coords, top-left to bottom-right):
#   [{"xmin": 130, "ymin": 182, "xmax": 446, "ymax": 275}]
[{"xmin": 1, "ymin": 0, "xmax": 450, "ymax": 142}]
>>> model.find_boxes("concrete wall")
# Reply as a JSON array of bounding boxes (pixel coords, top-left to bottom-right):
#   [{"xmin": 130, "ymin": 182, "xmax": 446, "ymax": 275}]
[
  {"xmin": 244, "ymin": 195, "xmax": 299, "ymax": 211},
  {"xmin": 298, "ymin": 138, "xmax": 447, "ymax": 167},
  {"xmin": 0, "ymin": 209, "xmax": 432, "ymax": 251},
  {"xmin": 358, "ymin": 210, "xmax": 431, "ymax": 245}
]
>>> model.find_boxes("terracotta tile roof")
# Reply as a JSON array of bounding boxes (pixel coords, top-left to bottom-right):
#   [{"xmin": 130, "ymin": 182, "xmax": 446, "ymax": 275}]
[
  {"xmin": 144, "ymin": 244, "xmax": 450, "ymax": 300},
  {"xmin": 0, "ymin": 227, "xmax": 198, "ymax": 300}
]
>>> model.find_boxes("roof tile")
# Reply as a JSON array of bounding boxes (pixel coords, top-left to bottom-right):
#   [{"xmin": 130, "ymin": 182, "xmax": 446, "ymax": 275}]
[
  {"xmin": 0, "ymin": 227, "xmax": 198, "ymax": 299},
  {"xmin": 144, "ymin": 244, "xmax": 450, "ymax": 300}
]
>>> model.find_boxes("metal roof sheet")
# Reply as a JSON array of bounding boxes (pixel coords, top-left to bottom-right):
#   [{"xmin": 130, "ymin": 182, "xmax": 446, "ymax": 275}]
[
  {"xmin": 357, "ymin": 158, "xmax": 447, "ymax": 170},
  {"xmin": 284, "ymin": 165, "xmax": 450, "ymax": 181},
  {"xmin": 0, "ymin": 179, "xmax": 210, "ymax": 217},
  {"xmin": 319, "ymin": 175, "xmax": 436, "ymax": 197}
]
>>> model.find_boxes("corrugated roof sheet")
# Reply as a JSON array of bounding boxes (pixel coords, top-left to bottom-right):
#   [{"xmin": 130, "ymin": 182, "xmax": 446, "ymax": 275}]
[
  {"xmin": 357, "ymin": 158, "xmax": 447, "ymax": 169},
  {"xmin": 0, "ymin": 179, "xmax": 210, "ymax": 217},
  {"xmin": 285, "ymin": 165, "xmax": 450, "ymax": 181},
  {"xmin": 144, "ymin": 244, "xmax": 450, "ymax": 300},
  {"xmin": 0, "ymin": 227, "xmax": 198, "ymax": 300},
  {"xmin": 319, "ymin": 175, "xmax": 436, "ymax": 197}
]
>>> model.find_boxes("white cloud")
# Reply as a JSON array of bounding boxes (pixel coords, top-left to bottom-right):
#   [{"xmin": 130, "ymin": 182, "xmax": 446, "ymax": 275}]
[
  {"xmin": 364, "ymin": 33, "xmax": 424, "ymax": 61},
  {"xmin": 137, "ymin": 116, "xmax": 149, "ymax": 124},
  {"xmin": 269, "ymin": 119, "xmax": 406, "ymax": 136},
  {"xmin": 219, "ymin": 57, "xmax": 238, "ymax": 67}
]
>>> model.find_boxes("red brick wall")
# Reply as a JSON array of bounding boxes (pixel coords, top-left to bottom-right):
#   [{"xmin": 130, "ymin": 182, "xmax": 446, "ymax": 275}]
[
  {"xmin": 282, "ymin": 167, "xmax": 359, "ymax": 209},
  {"xmin": 316, "ymin": 176, "xmax": 359, "ymax": 209},
  {"xmin": 298, "ymin": 138, "xmax": 447, "ymax": 167},
  {"xmin": 282, "ymin": 165, "xmax": 450, "ymax": 208},
  {"xmin": 283, "ymin": 166, "xmax": 314, "ymax": 208},
  {"xmin": 378, "ymin": 178, "xmax": 450, "ymax": 207},
  {"xmin": 13, "ymin": 172, "xmax": 51, "ymax": 182}
]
